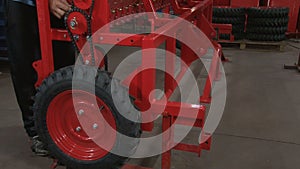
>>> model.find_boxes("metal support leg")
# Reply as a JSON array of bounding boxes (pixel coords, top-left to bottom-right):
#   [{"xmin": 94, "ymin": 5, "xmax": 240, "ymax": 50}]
[{"xmin": 162, "ymin": 115, "xmax": 172, "ymax": 169}]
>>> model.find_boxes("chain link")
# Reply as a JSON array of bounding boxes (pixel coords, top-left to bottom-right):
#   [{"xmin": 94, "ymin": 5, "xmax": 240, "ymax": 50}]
[{"xmin": 64, "ymin": 0, "xmax": 95, "ymax": 65}]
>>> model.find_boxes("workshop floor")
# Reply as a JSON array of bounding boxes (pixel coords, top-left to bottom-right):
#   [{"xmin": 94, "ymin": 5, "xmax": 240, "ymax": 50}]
[{"xmin": 0, "ymin": 44, "xmax": 300, "ymax": 169}]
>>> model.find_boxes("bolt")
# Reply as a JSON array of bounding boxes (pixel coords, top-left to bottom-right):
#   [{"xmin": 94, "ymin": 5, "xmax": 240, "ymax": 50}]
[
  {"xmin": 73, "ymin": 35, "xmax": 79, "ymax": 41},
  {"xmin": 70, "ymin": 17, "xmax": 78, "ymax": 29},
  {"xmin": 93, "ymin": 123, "xmax": 98, "ymax": 129},
  {"xmin": 76, "ymin": 126, "xmax": 81, "ymax": 132},
  {"xmin": 100, "ymin": 37, "xmax": 104, "ymax": 41},
  {"xmin": 99, "ymin": 106, "xmax": 104, "ymax": 111},
  {"xmin": 78, "ymin": 109, "xmax": 84, "ymax": 115},
  {"xmin": 85, "ymin": 60, "xmax": 90, "ymax": 65},
  {"xmin": 63, "ymin": 34, "xmax": 67, "ymax": 38},
  {"xmin": 70, "ymin": 21, "xmax": 76, "ymax": 27}
]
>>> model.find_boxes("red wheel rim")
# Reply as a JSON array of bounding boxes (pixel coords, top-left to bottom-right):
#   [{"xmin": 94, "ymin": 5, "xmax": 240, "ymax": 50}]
[{"xmin": 47, "ymin": 90, "xmax": 116, "ymax": 161}]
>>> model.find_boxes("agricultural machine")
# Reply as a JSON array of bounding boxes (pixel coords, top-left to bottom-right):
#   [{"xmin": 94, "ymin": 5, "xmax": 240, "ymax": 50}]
[{"xmin": 34, "ymin": 0, "xmax": 225, "ymax": 169}]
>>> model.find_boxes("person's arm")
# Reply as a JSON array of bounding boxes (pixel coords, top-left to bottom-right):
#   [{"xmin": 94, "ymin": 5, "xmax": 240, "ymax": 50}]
[{"xmin": 49, "ymin": 0, "xmax": 71, "ymax": 19}]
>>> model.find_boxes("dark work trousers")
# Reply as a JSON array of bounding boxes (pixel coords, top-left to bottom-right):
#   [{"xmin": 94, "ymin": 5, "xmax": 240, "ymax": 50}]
[{"xmin": 6, "ymin": 1, "xmax": 75, "ymax": 137}]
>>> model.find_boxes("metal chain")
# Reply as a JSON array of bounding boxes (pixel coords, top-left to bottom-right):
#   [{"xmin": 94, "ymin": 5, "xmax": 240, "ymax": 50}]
[
  {"xmin": 64, "ymin": 0, "xmax": 95, "ymax": 65},
  {"xmin": 87, "ymin": 0, "xmax": 95, "ymax": 65}
]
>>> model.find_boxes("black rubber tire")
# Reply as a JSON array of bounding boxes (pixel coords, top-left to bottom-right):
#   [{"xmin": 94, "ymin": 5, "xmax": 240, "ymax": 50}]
[
  {"xmin": 219, "ymin": 33, "xmax": 245, "ymax": 41},
  {"xmin": 213, "ymin": 16, "xmax": 246, "ymax": 25},
  {"xmin": 246, "ymin": 33, "xmax": 286, "ymax": 41},
  {"xmin": 233, "ymin": 33, "xmax": 245, "ymax": 40},
  {"xmin": 247, "ymin": 17, "xmax": 289, "ymax": 27},
  {"xmin": 213, "ymin": 7, "xmax": 246, "ymax": 17},
  {"xmin": 219, "ymin": 34, "xmax": 230, "ymax": 40},
  {"xmin": 246, "ymin": 26, "xmax": 288, "ymax": 34},
  {"xmin": 232, "ymin": 24, "xmax": 245, "ymax": 33},
  {"xmin": 247, "ymin": 7, "xmax": 289, "ymax": 18},
  {"xmin": 34, "ymin": 66, "xmax": 141, "ymax": 169}
]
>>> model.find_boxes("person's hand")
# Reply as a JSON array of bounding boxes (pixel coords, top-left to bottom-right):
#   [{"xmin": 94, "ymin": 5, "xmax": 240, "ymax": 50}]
[{"xmin": 49, "ymin": 0, "xmax": 71, "ymax": 19}]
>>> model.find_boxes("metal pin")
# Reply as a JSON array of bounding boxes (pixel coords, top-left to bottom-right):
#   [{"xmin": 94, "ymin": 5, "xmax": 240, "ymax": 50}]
[
  {"xmin": 73, "ymin": 35, "xmax": 79, "ymax": 41},
  {"xmin": 76, "ymin": 126, "xmax": 81, "ymax": 132},
  {"xmin": 99, "ymin": 106, "xmax": 104, "ymax": 111},
  {"xmin": 93, "ymin": 123, "xmax": 98, "ymax": 129},
  {"xmin": 78, "ymin": 109, "xmax": 84, "ymax": 115}
]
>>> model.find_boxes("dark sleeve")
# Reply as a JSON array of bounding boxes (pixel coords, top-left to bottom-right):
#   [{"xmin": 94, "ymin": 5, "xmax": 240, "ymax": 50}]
[{"xmin": 11, "ymin": 0, "xmax": 36, "ymax": 7}]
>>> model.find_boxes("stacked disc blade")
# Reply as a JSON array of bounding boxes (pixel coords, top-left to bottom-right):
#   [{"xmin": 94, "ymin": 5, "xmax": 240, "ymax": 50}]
[
  {"xmin": 213, "ymin": 7, "xmax": 246, "ymax": 40},
  {"xmin": 246, "ymin": 7, "xmax": 289, "ymax": 41}
]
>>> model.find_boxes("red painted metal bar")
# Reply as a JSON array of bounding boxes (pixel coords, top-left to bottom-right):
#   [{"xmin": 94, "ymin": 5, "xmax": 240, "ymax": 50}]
[
  {"xmin": 164, "ymin": 102, "xmax": 205, "ymax": 119},
  {"xmin": 135, "ymin": 100, "xmax": 206, "ymax": 120},
  {"xmin": 200, "ymin": 49, "xmax": 221, "ymax": 103},
  {"xmin": 170, "ymin": 0, "xmax": 191, "ymax": 14},
  {"xmin": 34, "ymin": 0, "xmax": 54, "ymax": 87},
  {"xmin": 51, "ymin": 29, "xmax": 71, "ymax": 41},
  {"xmin": 164, "ymin": 37, "xmax": 176, "ymax": 95},
  {"xmin": 135, "ymin": 99, "xmax": 206, "ymax": 131},
  {"xmin": 197, "ymin": 13, "xmax": 216, "ymax": 39},
  {"xmin": 213, "ymin": 0, "xmax": 230, "ymax": 6},
  {"xmin": 93, "ymin": 33, "xmax": 145, "ymax": 46},
  {"xmin": 213, "ymin": 23, "xmax": 234, "ymax": 42},
  {"xmin": 162, "ymin": 115, "xmax": 172, "ymax": 169},
  {"xmin": 140, "ymin": 39, "xmax": 156, "ymax": 103},
  {"xmin": 200, "ymin": 134, "xmax": 212, "ymax": 150},
  {"xmin": 231, "ymin": 0, "xmax": 260, "ymax": 7}
]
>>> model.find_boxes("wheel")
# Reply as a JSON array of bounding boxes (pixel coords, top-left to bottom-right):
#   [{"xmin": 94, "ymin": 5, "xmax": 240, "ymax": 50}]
[
  {"xmin": 213, "ymin": 7, "xmax": 246, "ymax": 17},
  {"xmin": 219, "ymin": 34, "xmax": 230, "ymax": 40},
  {"xmin": 246, "ymin": 33, "xmax": 286, "ymax": 41},
  {"xmin": 233, "ymin": 33, "xmax": 245, "ymax": 40},
  {"xmin": 247, "ymin": 7, "xmax": 289, "ymax": 18},
  {"xmin": 247, "ymin": 17, "xmax": 289, "ymax": 27},
  {"xmin": 34, "ymin": 66, "xmax": 141, "ymax": 169},
  {"xmin": 246, "ymin": 26, "xmax": 288, "ymax": 34},
  {"xmin": 213, "ymin": 16, "xmax": 245, "ymax": 25},
  {"xmin": 232, "ymin": 24, "xmax": 245, "ymax": 33},
  {"xmin": 219, "ymin": 33, "xmax": 245, "ymax": 41}
]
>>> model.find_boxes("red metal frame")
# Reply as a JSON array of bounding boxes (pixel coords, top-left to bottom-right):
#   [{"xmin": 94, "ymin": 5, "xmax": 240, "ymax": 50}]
[
  {"xmin": 213, "ymin": 0, "xmax": 230, "ymax": 6},
  {"xmin": 231, "ymin": 0, "xmax": 260, "ymax": 7},
  {"xmin": 35, "ymin": 1, "xmax": 223, "ymax": 169},
  {"xmin": 213, "ymin": 23, "xmax": 235, "ymax": 42}
]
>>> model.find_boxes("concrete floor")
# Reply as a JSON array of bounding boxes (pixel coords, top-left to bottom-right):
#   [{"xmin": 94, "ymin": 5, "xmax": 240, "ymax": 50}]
[{"xmin": 0, "ymin": 44, "xmax": 300, "ymax": 169}]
